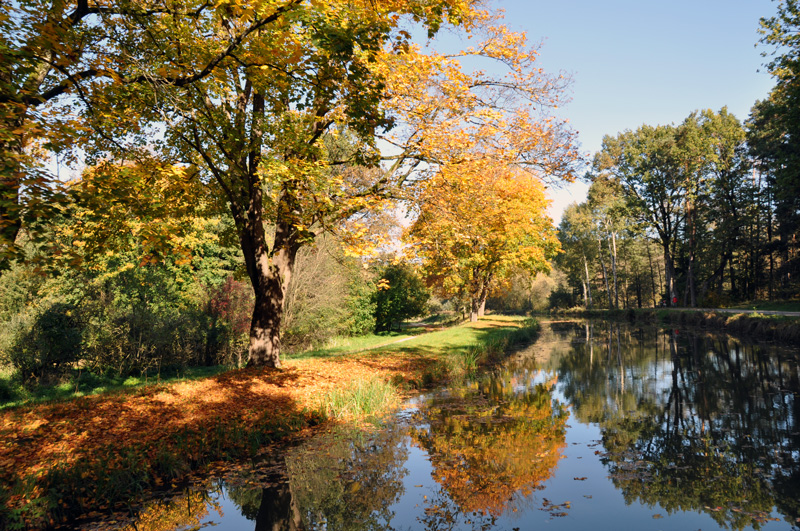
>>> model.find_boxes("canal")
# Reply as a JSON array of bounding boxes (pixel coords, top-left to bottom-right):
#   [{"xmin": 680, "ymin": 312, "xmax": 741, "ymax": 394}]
[{"xmin": 87, "ymin": 320, "xmax": 800, "ymax": 530}]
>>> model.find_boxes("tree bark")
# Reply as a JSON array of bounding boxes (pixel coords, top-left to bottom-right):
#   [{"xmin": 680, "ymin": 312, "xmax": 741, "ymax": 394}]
[
  {"xmin": 608, "ymin": 230, "xmax": 619, "ymax": 309},
  {"xmin": 646, "ymin": 242, "xmax": 658, "ymax": 307},
  {"xmin": 242, "ymin": 205, "xmax": 300, "ymax": 368},
  {"xmin": 470, "ymin": 297, "xmax": 480, "ymax": 322},
  {"xmin": 663, "ymin": 241, "xmax": 678, "ymax": 306},
  {"xmin": 476, "ymin": 273, "xmax": 491, "ymax": 318},
  {"xmin": 469, "ymin": 270, "xmax": 491, "ymax": 321},
  {"xmin": 582, "ymin": 251, "xmax": 593, "ymax": 308},
  {"xmin": 598, "ymin": 238, "xmax": 612, "ymax": 309}
]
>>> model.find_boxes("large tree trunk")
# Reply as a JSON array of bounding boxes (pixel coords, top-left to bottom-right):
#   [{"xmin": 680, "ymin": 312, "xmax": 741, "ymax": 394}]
[
  {"xmin": 233, "ymin": 156, "xmax": 301, "ymax": 368},
  {"xmin": 248, "ymin": 268, "xmax": 286, "ymax": 368},
  {"xmin": 469, "ymin": 269, "xmax": 491, "ymax": 322},
  {"xmin": 476, "ymin": 273, "xmax": 491, "ymax": 318},
  {"xmin": 470, "ymin": 296, "xmax": 480, "ymax": 322},
  {"xmin": 245, "ymin": 215, "xmax": 300, "ymax": 368}
]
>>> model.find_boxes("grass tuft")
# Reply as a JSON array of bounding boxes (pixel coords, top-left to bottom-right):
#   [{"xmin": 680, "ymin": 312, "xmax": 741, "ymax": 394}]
[{"xmin": 320, "ymin": 378, "xmax": 399, "ymax": 421}]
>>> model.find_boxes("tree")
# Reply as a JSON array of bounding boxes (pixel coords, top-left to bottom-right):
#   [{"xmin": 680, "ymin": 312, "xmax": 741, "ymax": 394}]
[
  {"xmin": 0, "ymin": 0, "xmax": 309, "ymax": 267},
  {"xmin": 593, "ymin": 123, "xmax": 690, "ymax": 307},
  {"xmin": 750, "ymin": 0, "xmax": 800, "ymax": 296},
  {"xmin": 76, "ymin": 0, "xmax": 483, "ymax": 368},
  {"xmin": 407, "ymin": 160, "xmax": 560, "ymax": 321},
  {"xmin": 5, "ymin": 1, "xmax": 577, "ymax": 368},
  {"xmin": 692, "ymin": 109, "xmax": 752, "ymax": 302},
  {"xmin": 586, "ymin": 175, "xmax": 628, "ymax": 309},
  {"xmin": 557, "ymin": 203, "xmax": 598, "ymax": 309},
  {"xmin": 373, "ymin": 262, "xmax": 429, "ymax": 332},
  {"xmin": 86, "ymin": 2, "xmax": 577, "ymax": 368}
]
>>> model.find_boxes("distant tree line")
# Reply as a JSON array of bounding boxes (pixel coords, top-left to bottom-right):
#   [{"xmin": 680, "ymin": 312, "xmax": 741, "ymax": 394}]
[{"xmin": 556, "ymin": 2, "xmax": 800, "ymax": 309}]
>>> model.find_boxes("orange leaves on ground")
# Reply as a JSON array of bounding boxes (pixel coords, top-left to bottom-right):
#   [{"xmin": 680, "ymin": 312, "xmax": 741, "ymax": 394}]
[{"xmin": 0, "ymin": 351, "xmax": 434, "ymax": 517}]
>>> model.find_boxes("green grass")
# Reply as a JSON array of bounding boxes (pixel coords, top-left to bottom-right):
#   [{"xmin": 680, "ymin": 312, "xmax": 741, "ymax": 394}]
[
  {"xmin": 286, "ymin": 331, "xmax": 415, "ymax": 360},
  {"xmin": 379, "ymin": 316, "xmax": 538, "ymax": 384},
  {"xmin": 319, "ymin": 377, "xmax": 399, "ymax": 420},
  {"xmin": 382, "ymin": 315, "xmax": 528, "ymax": 354},
  {"xmin": 726, "ymin": 300, "xmax": 800, "ymax": 312},
  {"xmin": 0, "ymin": 365, "xmax": 232, "ymax": 410}
]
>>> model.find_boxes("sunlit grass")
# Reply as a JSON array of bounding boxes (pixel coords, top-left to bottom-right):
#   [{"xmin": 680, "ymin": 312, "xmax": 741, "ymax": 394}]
[
  {"xmin": 286, "ymin": 331, "xmax": 415, "ymax": 360},
  {"xmin": 382, "ymin": 315, "xmax": 529, "ymax": 354},
  {"xmin": 319, "ymin": 377, "xmax": 399, "ymax": 421},
  {"xmin": 376, "ymin": 317, "xmax": 540, "ymax": 384}
]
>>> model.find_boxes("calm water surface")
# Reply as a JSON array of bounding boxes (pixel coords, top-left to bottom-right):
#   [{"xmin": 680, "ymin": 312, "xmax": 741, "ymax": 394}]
[{"xmin": 100, "ymin": 321, "xmax": 800, "ymax": 531}]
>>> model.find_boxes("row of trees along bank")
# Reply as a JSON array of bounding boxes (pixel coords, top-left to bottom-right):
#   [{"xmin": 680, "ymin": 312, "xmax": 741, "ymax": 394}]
[
  {"xmin": 0, "ymin": 0, "xmax": 579, "ymax": 375},
  {"xmin": 556, "ymin": 2, "xmax": 800, "ymax": 310}
]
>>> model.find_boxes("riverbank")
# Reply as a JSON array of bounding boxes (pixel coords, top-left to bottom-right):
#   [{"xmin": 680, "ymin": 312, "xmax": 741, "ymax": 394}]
[
  {"xmin": 555, "ymin": 307, "xmax": 800, "ymax": 344},
  {"xmin": 0, "ymin": 316, "xmax": 537, "ymax": 530}
]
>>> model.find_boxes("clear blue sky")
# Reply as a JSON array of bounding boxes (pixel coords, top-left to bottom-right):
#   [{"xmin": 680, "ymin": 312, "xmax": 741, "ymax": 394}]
[{"xmin": 487, "ymin": 0, "xmax": 779, "ymax": 220}]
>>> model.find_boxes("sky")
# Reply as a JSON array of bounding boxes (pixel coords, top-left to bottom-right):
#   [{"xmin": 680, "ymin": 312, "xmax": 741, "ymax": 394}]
[{"xmin": 473, "ymin": 0, "xmax": 779, "ymax": 222}]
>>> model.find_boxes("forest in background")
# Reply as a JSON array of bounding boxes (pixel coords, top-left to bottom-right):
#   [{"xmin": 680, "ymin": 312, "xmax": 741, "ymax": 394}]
[{"xmin": 555, "ymin": 2, "xmax": 800, "ymax": 311}]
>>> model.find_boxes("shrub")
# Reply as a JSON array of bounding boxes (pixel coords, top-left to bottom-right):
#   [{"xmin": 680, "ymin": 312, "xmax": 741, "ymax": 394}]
[
  {"xmin": 374, "ymin": 263, "xmax": 429, "ymax": 331},
  {"xmin": 5, "ymin": 303, "xmax": 82, "ymax": 384},
  {"xmin": 345, "ymin": 277, "xmax": 377, "ymax": 336}
]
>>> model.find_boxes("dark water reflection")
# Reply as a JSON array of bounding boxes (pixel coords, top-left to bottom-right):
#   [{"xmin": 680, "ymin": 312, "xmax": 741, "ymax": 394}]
[{"xmin": 98, "ymin": 321, "xmax": 800, "ymax": 531}]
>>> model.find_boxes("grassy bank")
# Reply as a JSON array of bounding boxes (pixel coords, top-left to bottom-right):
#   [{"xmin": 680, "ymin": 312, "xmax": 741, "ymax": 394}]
[
  {"xmin": 0, "ymin": 316, "xmax": 539, "ymax": 530},
  {"xmin": 556, "ymin": 307, "xmax": 800, "ymax": 345}
]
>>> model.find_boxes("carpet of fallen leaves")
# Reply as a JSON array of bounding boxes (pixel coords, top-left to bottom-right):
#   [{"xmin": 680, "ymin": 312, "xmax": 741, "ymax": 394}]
[{"xmin": 0, "ymin": 350, "xmax": 436, "ymax": 526}]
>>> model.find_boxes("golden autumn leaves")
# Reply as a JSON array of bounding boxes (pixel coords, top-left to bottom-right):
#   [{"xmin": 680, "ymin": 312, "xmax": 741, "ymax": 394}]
[
  {"xmin": 369, "ymin": 9, "xmax": 578, "ymax": 316},
  {"xmin": 406, "ymin": 161, "xmax": 561, "ymax": 320}
]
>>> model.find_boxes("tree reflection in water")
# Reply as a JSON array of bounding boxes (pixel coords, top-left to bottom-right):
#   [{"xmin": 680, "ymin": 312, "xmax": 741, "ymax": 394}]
[
  {"xmin": 410, "ymin": 371, "xmax": 568, "ymax": 521},
  {"xmin": 555, "ymin": 322, "xmax": 800, "ymax": 530},
  {"xmin": 285, "ymin": 424, "xmax": 409, "ymax": 530}
]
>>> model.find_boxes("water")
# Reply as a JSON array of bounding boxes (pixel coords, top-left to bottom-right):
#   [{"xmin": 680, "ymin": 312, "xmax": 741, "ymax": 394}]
[{"xmin": 91, "ymin": 320, "xmax": 800, "ymax": 530}]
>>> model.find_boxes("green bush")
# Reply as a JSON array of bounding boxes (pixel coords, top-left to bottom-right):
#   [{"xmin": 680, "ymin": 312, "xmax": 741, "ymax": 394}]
[
  {"xmin": 374, "ymin": 263, "xmax": 429, "ymax": 331},
  {"xmin": 345, "ymin": 277, "xmax": 377, "ymax": 336},
  {"xmin": 4, "ymin": 303, "xmax": 82, "ymax": 384}
]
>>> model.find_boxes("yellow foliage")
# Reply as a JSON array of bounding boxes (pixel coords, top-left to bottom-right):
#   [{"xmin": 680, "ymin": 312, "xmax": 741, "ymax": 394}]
[
  {"xmin": 49, "ymin": 160, "xmax": 222, "ymax": 274},
  {"xmin": 406, "ymin": 159, "xmax": 561, "ymax": 301}
]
